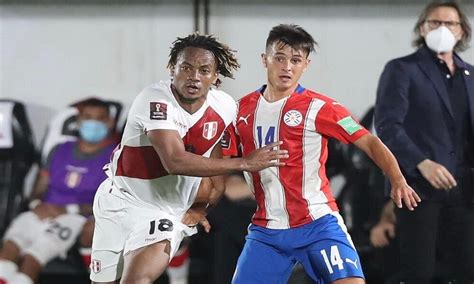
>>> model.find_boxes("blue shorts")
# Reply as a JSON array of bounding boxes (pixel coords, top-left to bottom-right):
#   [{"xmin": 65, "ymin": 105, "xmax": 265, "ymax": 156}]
[{"xmin": 232, "ymin": 213, "xmax": 365, "ymax": 284}]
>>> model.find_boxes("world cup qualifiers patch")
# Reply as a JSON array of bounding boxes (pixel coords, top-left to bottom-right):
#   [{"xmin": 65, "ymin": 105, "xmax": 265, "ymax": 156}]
[
  {"xmin": 220, "ymin": 130, "xmax": 231, "ymax": 150},
  {"xmin": 150, "ymin": 102, "xmax": 167, "ymax": 120},
  {"xmin": 337, "ymin": 116, "xmax": 362, "ymax": 135}
]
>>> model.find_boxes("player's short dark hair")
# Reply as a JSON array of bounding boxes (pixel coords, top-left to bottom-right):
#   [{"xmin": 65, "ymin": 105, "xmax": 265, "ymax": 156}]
[
  {"xmin": 413, "ymin": 1, "xmax": 471, "ymax": 52},
  {"xmin": 266, "ymin": 24, "xmax": 317, "ymax": 57},
  {"xmin": 76, "ymin": 98, "xmax": 110, "ymax": 116},
  {"xmin": 167, "ymin": 33, "xmax": 240, "ymax": 87}
]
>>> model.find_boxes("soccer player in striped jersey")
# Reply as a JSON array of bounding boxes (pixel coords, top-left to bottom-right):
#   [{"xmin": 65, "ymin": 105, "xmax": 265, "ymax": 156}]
[
  {"xmin": 89, "ymin": 34, "xmax": 288, "ymax": 284},
  {"xmin": 226, "ymin": 24, "xmax": 421, "ymax": 284}
]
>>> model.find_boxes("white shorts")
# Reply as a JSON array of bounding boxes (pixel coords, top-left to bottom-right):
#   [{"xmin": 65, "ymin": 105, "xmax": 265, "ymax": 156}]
[{"xmin": 90, "ymin": 179, "xmax": 197, "ymax": 282}]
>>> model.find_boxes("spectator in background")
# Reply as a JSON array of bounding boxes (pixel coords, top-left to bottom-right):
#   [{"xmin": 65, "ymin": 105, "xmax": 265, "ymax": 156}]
[
  {"xmin": 375, "ymin": 1, "xmax": 474, "ymax": 283},
  {"xmin": 0, "ymin": 98, "xmax": 116, "ymax": 284}
]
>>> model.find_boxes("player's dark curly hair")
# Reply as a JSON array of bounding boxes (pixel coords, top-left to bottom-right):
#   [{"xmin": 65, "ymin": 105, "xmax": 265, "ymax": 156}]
[
  {"xmin": 167, "ymin": 33, "xmax": 240, "ymax": 87},
  {"xmin": 266, "ymin": 24, "xmax": 317, "ymax": 57}
]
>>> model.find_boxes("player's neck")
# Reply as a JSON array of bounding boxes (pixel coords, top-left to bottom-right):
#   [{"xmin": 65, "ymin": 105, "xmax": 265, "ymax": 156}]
[{"xmin": 263, "ymin": 83, "xmax": 296, "ymax": 103}]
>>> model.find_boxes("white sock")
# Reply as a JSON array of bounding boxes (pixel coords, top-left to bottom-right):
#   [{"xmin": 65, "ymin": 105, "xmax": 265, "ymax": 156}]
[
  {"xmin": 0, "ymin": 259, "xmax": 17, "ymax": 280},
  {"xmin": 10, "ymin": 272, "xmax": 33, "ymax": 284}
]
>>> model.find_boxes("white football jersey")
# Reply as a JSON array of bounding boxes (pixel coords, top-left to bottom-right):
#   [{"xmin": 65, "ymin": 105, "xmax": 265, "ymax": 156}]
[{"xmin": 108, "ymin": 80, "xmax": 236, "ymax": 216}]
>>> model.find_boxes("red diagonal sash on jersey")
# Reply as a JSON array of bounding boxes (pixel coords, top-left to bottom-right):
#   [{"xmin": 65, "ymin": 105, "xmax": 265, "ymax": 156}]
[
  {"xmin": 278, "ymin": 95, "xmax": 314, "ymax": 227},
  {"xmin": 116, "ymin": 107, "xmax": 225, "ymax": 180},
  {"xmin": 237, "ymin": 93, "xmax": 268, "ymax": 227}
]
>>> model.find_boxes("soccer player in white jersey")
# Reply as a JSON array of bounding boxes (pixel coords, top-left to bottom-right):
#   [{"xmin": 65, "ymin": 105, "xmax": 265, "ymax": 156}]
[
  {"xmin": 224, "ymin": 24, "xmax": 421, "ymax": 284},
  {"xmin": 89, "ymin": 34, "xmax": 288, "ymax": 284}
]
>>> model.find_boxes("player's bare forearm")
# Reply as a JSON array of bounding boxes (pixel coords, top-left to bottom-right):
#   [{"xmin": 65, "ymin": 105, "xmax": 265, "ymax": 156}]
[
  {"xmin": 206, "ymin": 145, "xmax": 227, "ymax": 206},
  {"xmin": 30, "ymin": 170, "xmax": 49, "ymax": 200},
  {"xmin": 192, "ymin": 147, "xmax": 226, "ymax": 210},
  {"xmin": 353, "ymin": 134, "xmax": 421, "ymax": 210},
  {"xmin": 194, "ymin": 177, "xmax": 225, "ymax": 208},
  {"xmin": 147, "ymin": 129, "xmax": 287, "ymax": 176},
  {"xmin": 353, "ymin": 134, "xmax": 405, "ymax": 185}
]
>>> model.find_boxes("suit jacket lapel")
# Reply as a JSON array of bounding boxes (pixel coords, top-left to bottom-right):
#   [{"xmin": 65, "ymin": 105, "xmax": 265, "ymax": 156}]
[
  {"xmin": 458, "ymin": 59, "xmax": 474, "ymax": 133},
  {"xmin": 416, "ymin": 47, "xmax": 455, "ymax": 119}
]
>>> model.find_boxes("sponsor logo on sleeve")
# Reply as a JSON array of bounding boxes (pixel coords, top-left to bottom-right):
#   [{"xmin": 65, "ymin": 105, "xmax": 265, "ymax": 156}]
[
  {"xmin": 337, "ymin": 116, "xmax": 362, "ymax": 135},
  {"xmin": 221, "ymin": 130, "xmax": 231, "ymax": 149},
  {"xmin": 150, "ymin": 102, "xmax": 167, "ymax": 120}
]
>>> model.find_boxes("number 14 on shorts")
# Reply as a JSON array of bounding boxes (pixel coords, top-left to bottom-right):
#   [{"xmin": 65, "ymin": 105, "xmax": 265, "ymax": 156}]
[{"xmin": 320, "ymin": 245, "xmax": 359, "ymax": 274}]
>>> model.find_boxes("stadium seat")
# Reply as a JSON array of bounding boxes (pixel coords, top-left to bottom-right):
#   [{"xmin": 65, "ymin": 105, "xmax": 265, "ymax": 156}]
[{"xmin": 0, "ymin": 99, "xmax": 36, "ymax": 237}]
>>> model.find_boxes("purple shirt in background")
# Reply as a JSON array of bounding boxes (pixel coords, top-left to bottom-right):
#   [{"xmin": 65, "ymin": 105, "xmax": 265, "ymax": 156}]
[{"xmin": 43, "ymin": 141, "xmax": 115, "ymax": 206}]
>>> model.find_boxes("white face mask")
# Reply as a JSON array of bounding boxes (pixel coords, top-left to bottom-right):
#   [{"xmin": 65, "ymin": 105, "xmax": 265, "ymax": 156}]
[{"xmin": 425, "ymin": 26, "xmax": 456, "ymax": 53}]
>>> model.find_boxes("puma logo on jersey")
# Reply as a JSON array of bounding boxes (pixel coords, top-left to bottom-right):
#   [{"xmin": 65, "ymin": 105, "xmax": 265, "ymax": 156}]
[
  {"xmin": 238, "ymin": 114, "xmax": 251, "ymax": 125},
  {"xmin": 345, "ymin": 258, "xmax": 358, "ymax": 269},
  {"xmin": 332, "ymin": 102, "xmax": 342, "ymax": 106}
]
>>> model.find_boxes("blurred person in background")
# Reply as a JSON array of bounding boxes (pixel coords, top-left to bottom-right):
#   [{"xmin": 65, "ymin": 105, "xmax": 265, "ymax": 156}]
[
  {"xmin": 375, "ymin": 1, "xmax": 474, "ymax": 283},
  {"xmin": 0, "ymin": 98, "xmax": 117, "ymax": 284}
]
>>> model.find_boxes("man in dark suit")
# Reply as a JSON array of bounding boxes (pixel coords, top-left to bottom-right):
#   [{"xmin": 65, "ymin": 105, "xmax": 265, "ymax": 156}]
[{"xmin": 375, "ymin": 1, "xmax": 474, "ymax": 283}]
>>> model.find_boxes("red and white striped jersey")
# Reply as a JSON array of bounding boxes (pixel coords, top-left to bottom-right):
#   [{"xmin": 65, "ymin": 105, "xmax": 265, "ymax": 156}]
[
  {"xmin": 223, "ymin": 85, "xmax": 368, "ymax": 229},
  {"xmin": 108, "ymin": 80, "xmax": 236, "ymax": 216}
]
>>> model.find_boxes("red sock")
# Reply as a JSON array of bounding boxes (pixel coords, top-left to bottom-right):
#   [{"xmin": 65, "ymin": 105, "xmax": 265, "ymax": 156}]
[
  {"xmin": 169, "ymin": 246, "xmax": 189, "ymax": 268},
  {"xmin": 79, "ymin": 247, "xmax": 92, "ymax": 270}
]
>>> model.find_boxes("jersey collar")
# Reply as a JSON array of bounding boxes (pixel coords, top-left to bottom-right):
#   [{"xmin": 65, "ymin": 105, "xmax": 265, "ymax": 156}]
[{"xmin": 257, "ymin": 84, "xmax": 306, "ymax": 95}]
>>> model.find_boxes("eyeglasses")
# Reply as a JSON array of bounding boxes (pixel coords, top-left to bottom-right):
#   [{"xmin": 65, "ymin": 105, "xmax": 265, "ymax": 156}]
[{"xmin": 425, "ymin": 19, "xmax": 461, "ymax": 30}]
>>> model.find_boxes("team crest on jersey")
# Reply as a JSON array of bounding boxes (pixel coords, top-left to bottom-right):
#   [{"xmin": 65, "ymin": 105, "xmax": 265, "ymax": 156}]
[
  {"xmin": 202, "ymin": 121, "xmax": 218, "ymax": 140},
  {"xmin": 91, "ymin": 259, "xmax": 101, "ymax": 273},
  {"xmin": 283, "ymin": 110, "xmax": 303, "ymax": 127},
  {"xmin": 150, "ymin": 102, "xmax": 167, "ymax": 120}
]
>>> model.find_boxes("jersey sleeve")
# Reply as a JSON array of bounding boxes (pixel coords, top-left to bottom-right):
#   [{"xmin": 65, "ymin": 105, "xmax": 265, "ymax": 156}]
[
  {"xmin": 221, "ymin": 123, "xmax": 240, "ymax": 157},
  {"xmin": 315, "ymin": 100, "xmax": 369, "ymax": 144},
  {"xmin": 133, "ymin": 88, "xmax": 179, "ymax": 133}
]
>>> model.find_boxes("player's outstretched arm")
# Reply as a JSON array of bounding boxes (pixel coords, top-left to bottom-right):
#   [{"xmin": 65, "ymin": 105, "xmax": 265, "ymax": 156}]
[
  {"xmin": 353, "ymin": 133, "xmax": 421, "ymax": 210},
  {"xmin": 147, "ymin": 129, "xmax": 288, "ymax": 177},
  {"xmin": 182, "ymin": 144, "xmax": 228, "ymax": 232}
]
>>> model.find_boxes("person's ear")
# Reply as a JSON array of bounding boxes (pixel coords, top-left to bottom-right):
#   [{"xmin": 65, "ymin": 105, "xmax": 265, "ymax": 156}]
[
  {"xmin": 106, "ymin": 116, "xmax": 115, "ymax": 132},
  {"xmin": 303, "ymin": 59, "xmax": 311, "ymax": 72},
  {"xmin": 212, "ymin": 72, "xmax": 218, "ymax": 85},
  {"xmin": 419, "ymin": 24, "xmax": 428, "ymax": 37},
  {"xmin": 169, "ymin": 65, "xmax": 176, "ymax": 77},
  {"xmin": 261, "ymin": 53, "xmax": 268, "ymax": 68}
]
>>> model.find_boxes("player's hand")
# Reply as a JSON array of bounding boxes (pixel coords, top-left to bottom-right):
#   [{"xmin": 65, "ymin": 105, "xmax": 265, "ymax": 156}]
[
  {"xmin": 417, "ymin": 159, "xmax": 457, "ymax": 190},
  {"xmin": 182, "ymin": 203, "xmax": 211, "ymax": 233},
  {"xmin": 370, "ymin": 221, "xmax": 395, "ymax": 248},
  {"xmin": 389, "ymin": 180, "xmax": 421, "ymax": 211},
  {"xmin": 33, "ymin": 203, "xmax": 66, "ymax": 220},
  {"xmin": 242, "ymin": 141, "xmax": 288, "ymax": 172}
]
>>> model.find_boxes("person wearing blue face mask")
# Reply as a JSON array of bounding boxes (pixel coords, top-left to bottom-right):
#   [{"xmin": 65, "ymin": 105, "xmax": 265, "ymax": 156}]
[
  {"xmin": 0, "ymin": 98, "xmax": 117, "ymax": 284},
  {"xmin": 79, "ymin": 119, "xmax": 110, "ymax": 144},
  {"xmin": 375, "ymin": 1, "xmax": 474, "ymax": 283}
]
